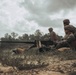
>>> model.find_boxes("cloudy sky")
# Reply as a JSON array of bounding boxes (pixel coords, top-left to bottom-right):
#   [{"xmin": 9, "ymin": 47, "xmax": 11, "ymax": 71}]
[{"xmin": 0, "ymin": 0, "xmax": 76, "ymax": 37}]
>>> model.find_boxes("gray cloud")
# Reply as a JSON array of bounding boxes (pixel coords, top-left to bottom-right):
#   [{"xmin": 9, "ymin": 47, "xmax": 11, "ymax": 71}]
[
  {"xmin": 46, "ymin": 0, "xmax": 76, "ymax": 13},
  {"xmin": 20, "ymin": 0, "xmax": 76, "ymax": 28},
  {"xmin": 0, "ymin": 0, "xmax": 76, "ymax": 37},
  {"xmin": 21, "ymin": 0, "xmax": 76, "ymax": 14}
]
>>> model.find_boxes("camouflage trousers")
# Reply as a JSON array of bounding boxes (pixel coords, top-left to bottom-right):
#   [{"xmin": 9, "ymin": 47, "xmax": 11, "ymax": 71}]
[
  {"xmin": 56, "ymin": 41, "xmax": 70, "ymax": 49},
  {"xmin": 56, "ymin": 32, "xmax": 76, "ymax": 50}
]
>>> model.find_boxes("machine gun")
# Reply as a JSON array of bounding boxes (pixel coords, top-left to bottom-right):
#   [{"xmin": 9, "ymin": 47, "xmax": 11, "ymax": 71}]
[{"xmin": 0, "ymin": 39, "xmax": 56, "ymax": 49}]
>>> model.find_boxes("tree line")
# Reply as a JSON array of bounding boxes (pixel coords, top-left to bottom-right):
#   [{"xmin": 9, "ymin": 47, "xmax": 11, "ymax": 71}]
[{"xmin": 0, "ymin": 29, "xmax": 62, "ymax": 49}]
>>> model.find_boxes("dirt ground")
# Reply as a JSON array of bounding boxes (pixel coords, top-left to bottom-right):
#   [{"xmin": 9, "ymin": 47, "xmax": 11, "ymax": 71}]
[{"xmin": 0, "ymin": 47, "xmax": 76, "ymax": 75}]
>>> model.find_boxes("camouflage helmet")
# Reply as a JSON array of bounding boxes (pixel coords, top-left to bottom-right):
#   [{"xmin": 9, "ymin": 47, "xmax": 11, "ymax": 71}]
[
  {"xmin": 48, "ymin": 27, "xmax": 53, "ymax": 32},
  {"xmin": 63, "ymin": 19, "xmax": 70, "ymax": 25},
  {"xmin": 64, "ymin": 25, "xmax": 76, "ymax": 33}
]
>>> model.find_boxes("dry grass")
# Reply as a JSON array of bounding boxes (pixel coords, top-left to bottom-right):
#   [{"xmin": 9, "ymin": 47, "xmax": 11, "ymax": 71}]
[{"xmin": 0, "ymin": 48, "xmax": 76, "ymax": 75}]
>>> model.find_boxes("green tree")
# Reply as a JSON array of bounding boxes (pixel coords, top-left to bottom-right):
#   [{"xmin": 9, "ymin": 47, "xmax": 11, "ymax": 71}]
[
  {"xmin": 41, "ymin": 33, "xmax": 49, "ymax": 40},
  {"xmin": 22, "ymin": 33, "xmax": 29, "ymax": 41},
  {"xmin": 29, "ymin": 34, "xmax": 35, "ymax": 40},
  {"xmin": 11, "ymin": 32, "xmax": 18, "ymax": 39},
  {"xmin": 34, "ymin": 29, "xmax": 43, "ymax": 40},
  {"xmin": 4, "ymin": 33, "xmax": 9, "ymax": 38}
]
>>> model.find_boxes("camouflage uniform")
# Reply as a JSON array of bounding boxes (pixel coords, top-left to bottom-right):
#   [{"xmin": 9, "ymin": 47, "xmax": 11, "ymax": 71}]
[
  {"xmin": 56, "ymin": 21, "xmax": 76, "ymax": 50},
  {"xmin": 63, "ymin": 19, "xmax": 70, "ymax": 38},
  {"xmin": 65, "ymin": 25, "xmax": 76, "ymax": 49},
  {"xmin": 48, "ymin": 28, "xmax": 58, "ymax": 42}
]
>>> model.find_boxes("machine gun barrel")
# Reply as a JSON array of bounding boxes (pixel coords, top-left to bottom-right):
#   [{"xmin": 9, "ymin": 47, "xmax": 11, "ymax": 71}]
[
  {"xmin": 0, "ymin": 40, "xmax": 35, "ymax": 44},
  {"xmin": 0, "ymin": 40, "xmax": 55, "ymax": 45},
  {"xmin": 0, "ymin": 40, "xmax": 56, "ymax": 49}
]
